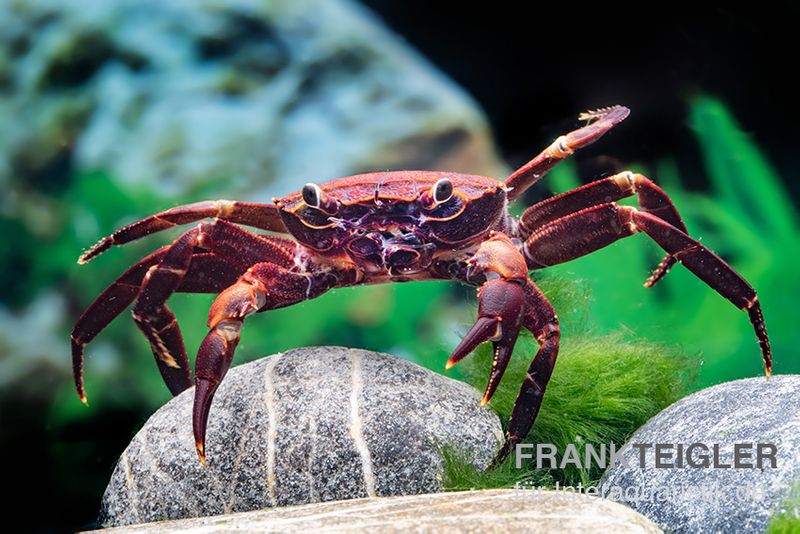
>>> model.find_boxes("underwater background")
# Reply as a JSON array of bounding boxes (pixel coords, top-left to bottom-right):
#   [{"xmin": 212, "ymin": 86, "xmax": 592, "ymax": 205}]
[{"xmin": 0, "ymin": 1, "xmax": 796, "ymax": 531}]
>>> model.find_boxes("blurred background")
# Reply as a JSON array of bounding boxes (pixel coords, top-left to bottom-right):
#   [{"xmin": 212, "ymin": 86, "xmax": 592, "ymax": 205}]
[{"xmin": 0, "ymin": 1, "xmax": 796, "ymax": 531}]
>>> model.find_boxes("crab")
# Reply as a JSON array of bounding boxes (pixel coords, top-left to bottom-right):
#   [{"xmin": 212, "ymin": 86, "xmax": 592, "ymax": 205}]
[{"xmin": 71, "ymin": 106, "xmax": 771, "ymax": 467}]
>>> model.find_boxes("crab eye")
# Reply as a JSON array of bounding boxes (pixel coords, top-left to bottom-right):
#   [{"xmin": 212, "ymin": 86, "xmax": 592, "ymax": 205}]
[
  {"xmin": 301, "ymin": 183, "xmax": 339, "ymax": 214},
  {"xmin": 302, "ymin": 183, "xmax": 322, "ymax": 208},
  {"xmin": 433, "ymin": 178, "xmax": 454, "ymax": 203}
]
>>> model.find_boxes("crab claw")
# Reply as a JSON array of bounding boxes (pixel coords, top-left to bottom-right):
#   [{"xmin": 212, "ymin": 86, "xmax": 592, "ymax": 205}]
[
  {"xmin": 447, "ymin": 278, "xmax": 525, "ymax": 406},
  {"xmin": 193, "ymin": 320, "xmax": 241, "ymax": 465}
]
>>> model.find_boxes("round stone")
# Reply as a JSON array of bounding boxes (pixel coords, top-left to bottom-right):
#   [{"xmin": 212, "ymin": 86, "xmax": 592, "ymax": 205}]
[
  {"xmin": 599, "ymin": 375, "xmax": 800, "ymax": 533},
  {"xmin": 100, "ymin": 347, "xmax": 503, "ymax": 527}
]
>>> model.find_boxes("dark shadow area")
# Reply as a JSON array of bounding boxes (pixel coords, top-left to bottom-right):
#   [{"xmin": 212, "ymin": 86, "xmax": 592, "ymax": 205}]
[{"xmin": 364, "ymin": 1, "xmax": 798, "ymax": 201}]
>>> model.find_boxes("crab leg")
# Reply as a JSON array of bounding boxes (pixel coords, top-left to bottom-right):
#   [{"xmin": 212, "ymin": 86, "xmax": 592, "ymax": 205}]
[
  {"xmin": 524, "ymin": 203, "xmax": 771, "ymax": 375},
  {"xmin": 491, "ymin": 280, "xmax": 560, "ymax": 467},
  {"xmin": 193, "ymin": 262, "xmax": 339, "ymax": 463},
  {"xmin": 519, "ymin": 172, "xmax": 688, "ymax": 287},
  {"xmin": 71, "ymin": 249, "xmax": 242, "ymax": 403},
  {"xmin": 73, "ymin": 220, "xmax": 299, "ymax": 402},
  {"xmin": 131, "ymin": 221, "xmax": 298, "ymax": 396},
  {"xmin": 131, "ymin": 228, "xmax": 202, "ymax": 396},
  {"xmin": 79, "ymin": 201, "xmax": 287, "ymax": 263},
  {"xmin": 504, "ymin": 105, "xmax": 630, "ymax": 200}
]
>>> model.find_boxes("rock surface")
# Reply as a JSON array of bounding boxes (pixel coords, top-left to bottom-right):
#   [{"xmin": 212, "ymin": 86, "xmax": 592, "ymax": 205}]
[
  {"xmin": 599, "ymin": 375, "xmax": 800, "ymax": 534},
  {"xmin": 99, "ymin": 489, "xmax": 662, "ymax": 533},
  {"xmin": 100, "ymin": 347, "xmax": 504, "ymax": 527}
]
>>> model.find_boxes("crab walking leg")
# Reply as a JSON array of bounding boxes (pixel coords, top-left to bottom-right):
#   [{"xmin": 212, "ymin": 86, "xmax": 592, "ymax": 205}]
[
  {"xmin": 72, "ymin": 246, "xmax": 166, "ymax": 403},
  {"xmin": 79, "ymin": 200, "xmax": 288, "ymax": 263},
  {"xmin": 131, "ymin": 229, "xmax": 200, "ymax": 396},
  {"xmin": 193, "ymin": 263, "xmax": 338, "ymax": 463},
  {"xmin": 174, "ymin": 253, "xmax": 244, "ymax": 294},
  {"xmin": 447, "ymin": 232, "xmax": 528, "ymax": 405},
  {"xmin": 504, "ymin": 106, "xmax": 630, "ymax": 200},
  {"xmin": 73, "ymin": 220, "xmax": 298, "ymax": 403},
  {"xmin": 490, "ymin": 280, "xmax": 560, "ymax": 467},
  {"xmin": 130, "ymin": 220, "xmax": 298, "ymax": 396},
  {"xmin": 519, "ymin": 172, "xmax": 689, "ymax": 287},
  {"xmin": 524, "ymin": 204, "xmax": 772, "ymax": 375},
  {"xmin": 71, "ymin": 248, "xmax": 243, "ymax": 403}
]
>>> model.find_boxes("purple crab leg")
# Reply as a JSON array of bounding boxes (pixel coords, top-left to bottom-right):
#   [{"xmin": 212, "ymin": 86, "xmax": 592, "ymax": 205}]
[
  {"xmin": 490, "ymin": 280, "xmax": 560, "ymax": 467},
  {"xmin": 71, "ymin": 248, "xmax": 241, "ymax": 403},
  {"xmin": 444, "ymin": 232, "xmax": 563, "ymax": 466},
  {"xmin": 519, "ymin": 171, "xmax": 689, "ymax": 287},
  {"xmin": 73, "ymin": 220, "xmax": 299, "ymax": 402},
  {"xmin": 447, "ymin": 277, "xmax": 526, "ymax": 405},
  {"xmin": 193, "ymin": 262, "xmax": 339, "ymax": 463},
  {"xmin": 524, "ymin": 203, "xmax": 771, "ymax": 376},
  {"xmin": 128, "ymin": 220, "xmax": 299, "ymax": 397},
  {"xmin": 79, "ymin": 201, "xmax": 288, "ymax": 263}
]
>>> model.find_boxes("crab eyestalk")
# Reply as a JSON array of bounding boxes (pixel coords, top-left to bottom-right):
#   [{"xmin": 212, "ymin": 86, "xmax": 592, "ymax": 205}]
[
  {"xmin": 419, "ymin": 178, "xmax": 454, "ymax": 209},
  {"xmin": 302, "ymin": 183, "xmax": 339, "ymax": 214}
]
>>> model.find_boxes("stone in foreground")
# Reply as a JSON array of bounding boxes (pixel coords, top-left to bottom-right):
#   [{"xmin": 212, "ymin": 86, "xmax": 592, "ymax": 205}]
[
  {"xmin": 100, "ymin": 347, "xmax": 503, "ymax": 527},
  {"xmin": 99, "ymin": 489, "xmax": 662, "ymax": 533},
  {"xmin": 600, "ymin": 375, "xmax": 800, "ymax": 534}
]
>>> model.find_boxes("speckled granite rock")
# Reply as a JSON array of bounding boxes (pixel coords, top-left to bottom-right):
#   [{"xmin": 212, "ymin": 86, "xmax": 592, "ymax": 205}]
[
  {"xmin": 98, "ymin": 489, "xmax": 662, "ymax": 533},
  {"xmin": 599, "ymin": 375, "xmax": 800, "ymax": 534},
  {"xmin": 100, "ymin": 347, "xmax": 503, "ymax": 527}
]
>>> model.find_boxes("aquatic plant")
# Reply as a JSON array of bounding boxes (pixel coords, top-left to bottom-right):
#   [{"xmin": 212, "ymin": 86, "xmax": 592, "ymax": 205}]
[{"xmin": 766, "ymin": 482, "xmax": 800, "ymax": 534}]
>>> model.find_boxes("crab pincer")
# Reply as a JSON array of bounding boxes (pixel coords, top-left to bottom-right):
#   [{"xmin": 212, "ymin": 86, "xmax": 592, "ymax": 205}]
[
  {"xmin": 447, "ymin": 232, "xmax": 530, "ymax": 405},
  {"xmin": 447, "ymin": 278, "xmax": 525, "ymax": 405}
]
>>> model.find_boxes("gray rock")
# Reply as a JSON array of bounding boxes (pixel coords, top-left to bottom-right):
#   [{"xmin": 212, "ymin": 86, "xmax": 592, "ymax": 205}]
[
  {"xmin": 599, "ymin": 375, "xmax": 800, "ymax": 533},
  {"xmin": 100, "ymin": 347, "xmax": 504, "ymax": 527},
  {"xmin": 99, "ymin": 489, "xmax": 662, "ymax": 533}
]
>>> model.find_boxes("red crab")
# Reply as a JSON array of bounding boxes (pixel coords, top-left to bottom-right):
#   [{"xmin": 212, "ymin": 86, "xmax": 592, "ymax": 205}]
[{"xmin": 72, "ymin": 106, "xmax": 771, "ymax": 466}]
